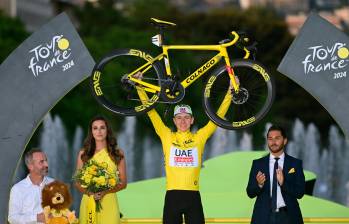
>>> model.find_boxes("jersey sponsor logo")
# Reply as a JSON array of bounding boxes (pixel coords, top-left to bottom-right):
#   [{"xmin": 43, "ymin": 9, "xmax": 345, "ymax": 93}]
[
  {"xmin": 184, "ymin": 139, "xmax": 193, "ymax": 145},
  {"xmin": 171, "ymin": 142, "xmax": 180, "ymax": 147},
  {"xmin": 169, "ymin": 146, "xmax": 198, "ymax": 167},
  {"xmin": 171, "ymin": 139, "xmax": 194, "ymax": 148}
]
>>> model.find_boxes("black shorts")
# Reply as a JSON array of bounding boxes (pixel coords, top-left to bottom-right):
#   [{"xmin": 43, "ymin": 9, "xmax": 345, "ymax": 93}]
[{"xmin": 163, "ymin": 190, "xmax": 204, "ymax": 224}]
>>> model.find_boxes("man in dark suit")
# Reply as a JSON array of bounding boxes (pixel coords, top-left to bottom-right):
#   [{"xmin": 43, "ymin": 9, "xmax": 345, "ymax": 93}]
[{"xmin": 246, "ymin": 125, "xmax": 305, "ymax": 224}]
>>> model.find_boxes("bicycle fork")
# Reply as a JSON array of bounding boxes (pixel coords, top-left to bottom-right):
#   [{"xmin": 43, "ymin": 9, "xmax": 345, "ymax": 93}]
[
  {"xmin": 222, "ymin": 54, "xmax": 240, "ymax": 93},
  {"xmin": 222, "ymin": 44, "xmax": 251, "ymax": 93}
]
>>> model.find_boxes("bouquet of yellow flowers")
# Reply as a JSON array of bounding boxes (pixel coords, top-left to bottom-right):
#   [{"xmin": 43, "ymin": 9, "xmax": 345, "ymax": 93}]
[{"xmin": 73, "ymin": 160, "xmax": 118, "ymax": 212}]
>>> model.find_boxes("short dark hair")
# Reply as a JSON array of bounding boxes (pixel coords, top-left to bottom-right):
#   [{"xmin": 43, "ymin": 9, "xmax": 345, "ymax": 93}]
[
  {"xmin": 24, "ymin": 148, "xmax": 43, "ymax": 167},
  {"xmin": 267, "ymin": 125, "xmax": 287, "ymax": 139}
]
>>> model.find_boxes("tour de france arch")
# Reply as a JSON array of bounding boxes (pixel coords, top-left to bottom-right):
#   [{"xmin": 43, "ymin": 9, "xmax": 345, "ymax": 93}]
[
  {"xmin": 277, "ymin": 13, "xmax": 349, "ymax": 138},
  {"xmin": 0, "ymin": 12, "xmax": 349, "ymax": 223},
  {"xmin": 0, "ymin": 13, "xmax": 95, "ymax": 222}
]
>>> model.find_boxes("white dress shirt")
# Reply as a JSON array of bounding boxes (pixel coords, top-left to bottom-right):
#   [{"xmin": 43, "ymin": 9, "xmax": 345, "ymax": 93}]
[
  {"xmin": 8, "ymin": 175, "xmax": 54, "ymax": 224},
  {"xmin": 269, "ymin": 153, "xmax": 286, "ymax": 210}
]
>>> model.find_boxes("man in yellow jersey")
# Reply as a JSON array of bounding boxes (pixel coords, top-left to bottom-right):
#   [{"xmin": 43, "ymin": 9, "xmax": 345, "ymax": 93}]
[{"xmin": 136, "ymin": 77, "xmax": 232, "ymax": 224}]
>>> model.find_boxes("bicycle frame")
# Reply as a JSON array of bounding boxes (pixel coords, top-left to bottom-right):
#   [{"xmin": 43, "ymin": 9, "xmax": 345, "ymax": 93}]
[
  {"xmin": 127, "ymin": 31, "xmax": 250, "ymax": 94},
  {"xmin": 90, "ymin": 18, "xmax": 274, "ymax": 129}
]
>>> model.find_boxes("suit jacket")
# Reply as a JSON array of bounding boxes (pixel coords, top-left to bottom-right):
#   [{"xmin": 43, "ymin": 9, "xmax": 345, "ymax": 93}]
[{"xmin": 246, "ymin": 153, "xmax": 305, "ymax": 224}]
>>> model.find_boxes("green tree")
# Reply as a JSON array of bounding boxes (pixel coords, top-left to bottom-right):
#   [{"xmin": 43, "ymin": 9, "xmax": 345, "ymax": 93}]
[{"xmin": 0, "ymin": 11, "xmax": 28, "ymax": 63}]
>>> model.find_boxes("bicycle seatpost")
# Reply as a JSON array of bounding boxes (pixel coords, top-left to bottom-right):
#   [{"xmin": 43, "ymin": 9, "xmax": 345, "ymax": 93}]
[{"xmin": 158, "ymin": 27, "xmax": 166, "ymax": 45}]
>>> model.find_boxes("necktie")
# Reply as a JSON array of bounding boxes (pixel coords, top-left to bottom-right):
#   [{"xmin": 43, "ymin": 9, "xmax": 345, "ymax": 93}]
[{"xmin": 271, "ymin": 157, "xmax": 280, "ymax": 211}]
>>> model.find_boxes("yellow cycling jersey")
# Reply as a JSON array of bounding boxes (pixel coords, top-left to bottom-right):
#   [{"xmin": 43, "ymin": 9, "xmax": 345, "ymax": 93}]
[{"xmin": 138, "ymin": 89, "xmax": 231, "ymax": 191}]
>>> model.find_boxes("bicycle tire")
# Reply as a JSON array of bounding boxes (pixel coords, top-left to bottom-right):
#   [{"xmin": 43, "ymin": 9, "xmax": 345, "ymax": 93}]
[
  {"xmin": 90, "ymin": 48, "xmax": 163, "ymax": 116},
  {"xmin": 203, "ymin": 59, "xmax": 275, "ymax": 130}
]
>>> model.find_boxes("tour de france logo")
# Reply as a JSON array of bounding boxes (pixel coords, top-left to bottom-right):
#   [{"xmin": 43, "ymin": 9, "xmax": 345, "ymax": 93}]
[
  {"xmin": 302, "ymin": 42, "xmax": 349, "ymax": 80},
  {"xmin": 28, "ymin": 35, "xmax": 75, "ymax": 77}
]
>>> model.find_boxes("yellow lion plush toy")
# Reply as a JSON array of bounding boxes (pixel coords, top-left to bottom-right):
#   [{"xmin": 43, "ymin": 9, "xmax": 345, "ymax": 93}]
[{"xmin": 42, "ymin": 180, "xmax": 79, "ymax": 224}]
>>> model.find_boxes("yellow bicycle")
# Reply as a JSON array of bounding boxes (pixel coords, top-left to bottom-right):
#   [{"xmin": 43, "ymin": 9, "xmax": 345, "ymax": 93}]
[{"xmin": 91, "ymin": 18, "xmax": 275, "ymax": 130}]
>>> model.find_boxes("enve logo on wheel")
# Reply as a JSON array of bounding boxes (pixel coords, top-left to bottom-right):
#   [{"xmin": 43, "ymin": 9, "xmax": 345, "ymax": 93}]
[
  {"xmin": 135, "ymin": 95, "xmax": 159, "ymax": 112},
  {"xmin": 252, "ymin": 64, "xmax": 270, "ymax": 81},
  {"xmin": 93, "ymin": 71, "xmax": 103, "ymax": 96},
  {"xmin": 129, "ymin": 49, "xmax": 153, "ymax": 61},
  {"xmin": 204, "ymin": 76, "xmax": 216, "ymax": 98},
  {"xmin": 232, "ymin": 117, "xmax": 256, "ymax": 127}
]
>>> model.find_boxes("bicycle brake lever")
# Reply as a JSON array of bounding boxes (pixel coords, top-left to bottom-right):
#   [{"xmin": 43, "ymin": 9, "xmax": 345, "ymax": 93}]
[
  {"xmin": 246, "ymin": 41, "xmax": 258, "ymax": 60},
  {"xmin": 219, "ymin": 39, "xmax": 231, "ymax": 44},
  {"xmin": 246, "ymin": 41, "xmax": 258, "ymax": 51},
  {"xmin": 236, "ymin": 31, "xmax": 247, "ymax": 36}
]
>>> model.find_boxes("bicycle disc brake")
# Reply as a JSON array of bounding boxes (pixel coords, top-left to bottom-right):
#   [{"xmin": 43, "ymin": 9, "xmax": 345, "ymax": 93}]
[{"xmin": 232, "ymin": 87, "xmax": 249, "ymax": 104}]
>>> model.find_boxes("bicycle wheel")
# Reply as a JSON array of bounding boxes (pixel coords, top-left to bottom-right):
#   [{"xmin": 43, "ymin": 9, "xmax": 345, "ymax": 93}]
[
  {"xmin": 90, "ymin": 48, "xmax": 163, "ymax": 116},
  {"xmin": 203, "ymin": 59, "xmax": 275, "ymax": 130}
]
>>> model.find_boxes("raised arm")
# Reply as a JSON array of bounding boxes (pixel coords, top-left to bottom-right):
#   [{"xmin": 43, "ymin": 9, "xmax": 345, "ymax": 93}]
[
  {"xmin": 136, "ymin": 86, "xmax": 171, "ymax": 138},
  {"xmin": 197, "ymin": 89, "xmax": 232, "ymax": 139}
]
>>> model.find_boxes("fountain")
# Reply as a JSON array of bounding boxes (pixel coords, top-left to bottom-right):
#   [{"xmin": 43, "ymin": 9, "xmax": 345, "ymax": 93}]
[
  {"xmin": 40, "ymin": 114, "xmax": 70, "ymax": 182},
  {"xmin": 117, "ymin": 116, "xmax": 136, "ymax": 182}
]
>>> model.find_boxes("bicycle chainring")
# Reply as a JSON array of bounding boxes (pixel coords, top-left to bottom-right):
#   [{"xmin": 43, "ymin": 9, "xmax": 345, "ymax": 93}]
[{"xmin": 160, "ymin": 79, "xmax": 185, "ymax": 103}]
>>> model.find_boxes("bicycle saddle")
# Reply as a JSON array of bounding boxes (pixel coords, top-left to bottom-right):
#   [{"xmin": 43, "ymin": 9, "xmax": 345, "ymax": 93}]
[{"xmin": 150, "ymin": 18, "xmax": 176, "ymax": 28}]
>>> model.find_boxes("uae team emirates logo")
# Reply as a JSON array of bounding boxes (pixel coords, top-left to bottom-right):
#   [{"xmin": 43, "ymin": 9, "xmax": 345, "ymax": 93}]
[
  {"xmin": 169, "ymin": 147, "xmax": 198, "ymax": 167},
  {"xmin": 28, "ymin": 35, "xmax": 75, "ymax": 77},
  {"xmin": 302, "ymin": 43, "xmax": 349, "ymax": 79}
]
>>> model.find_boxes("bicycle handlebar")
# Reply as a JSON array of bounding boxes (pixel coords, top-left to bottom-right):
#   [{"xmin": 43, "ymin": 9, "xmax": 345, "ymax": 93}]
[
  {"xmin": 219, "ymin": 31, "xmax": 240, "ymax": 47},
  {"xmin": 220, "ymin": 31, "xmax": 257, "ymax": 60}
]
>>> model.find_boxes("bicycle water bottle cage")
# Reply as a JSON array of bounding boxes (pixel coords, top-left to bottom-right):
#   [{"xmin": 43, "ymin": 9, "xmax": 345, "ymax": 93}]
[{"xmin": 150, "ymin": 18, "xmax": 176, "ymax": 29}]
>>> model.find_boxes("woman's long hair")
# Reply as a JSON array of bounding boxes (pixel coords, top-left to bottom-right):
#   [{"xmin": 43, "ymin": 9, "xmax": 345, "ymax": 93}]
[{"xmin": 81, "ymin": 116, "xmax": 123, "ymax": 164}]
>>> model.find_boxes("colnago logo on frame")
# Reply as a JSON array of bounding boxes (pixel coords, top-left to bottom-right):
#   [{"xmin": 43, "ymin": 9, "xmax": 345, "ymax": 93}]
[
  {"xmin": 28, "ymin": 35, "xmax": 75, "ymax": 77},
  {"xmin": 302, "ymin": 42, "xmax": 349, "ymax": 79}
]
